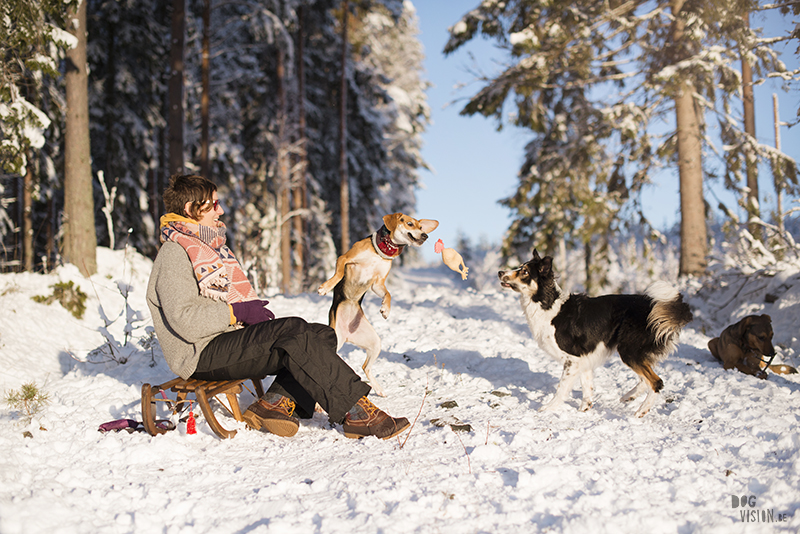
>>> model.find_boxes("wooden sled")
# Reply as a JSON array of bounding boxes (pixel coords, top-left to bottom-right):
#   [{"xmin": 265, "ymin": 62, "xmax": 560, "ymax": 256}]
[{"xmin": 141, "ymin": 377, "xmax": 264, "ymax": 439}]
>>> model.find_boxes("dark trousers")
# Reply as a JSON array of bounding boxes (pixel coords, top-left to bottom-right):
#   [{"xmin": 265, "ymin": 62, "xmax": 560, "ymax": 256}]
[{"xmin": 192, "ymin": 317, "xmax": 370, "ymax": 423}]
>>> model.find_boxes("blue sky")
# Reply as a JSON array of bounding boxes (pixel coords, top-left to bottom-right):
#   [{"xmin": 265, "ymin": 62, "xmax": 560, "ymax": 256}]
[{"xmin": 413, "ymin": 2, "xmax": 800, "ymax": 262}]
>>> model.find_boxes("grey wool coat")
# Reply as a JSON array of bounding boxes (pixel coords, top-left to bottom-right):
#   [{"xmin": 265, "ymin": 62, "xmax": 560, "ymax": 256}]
[{"xmin": 146, "ymin": 241, "xmax": 237, "ymax": 379}]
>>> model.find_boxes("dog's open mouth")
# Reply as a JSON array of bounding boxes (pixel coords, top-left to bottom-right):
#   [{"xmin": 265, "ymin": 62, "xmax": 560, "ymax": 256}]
[
  {"xmin": 498, "ymin": 274, "xmax": 514, "ymax": 289},
  {"xmin": 408, "ymin": 233, "xmax": 427, "ymax": 245}
]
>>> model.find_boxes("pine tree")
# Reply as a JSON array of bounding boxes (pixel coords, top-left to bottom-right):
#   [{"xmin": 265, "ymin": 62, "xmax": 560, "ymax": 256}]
[
  {"xmin": 183, "ymin": 0, "xmax": 288, "ymax": 290},
  {"xmin": 308, "ymin": 0, "xmax": 414, "ymax": 247},
  {"xmin": 167, "ymin": 0, "xmax": 185, "ymax": 176},
  {"xmin": 352, "ymin": 1, "xmax": 430, "ymax": 223},
  {"xmin": 445, "ymin": 0, "xmax": 798, "ymax": 278},
  {"xmin": 86, "ymin": 0, "xmax": 170, "ymax": 256},
  {"xmin": 445, "ymin": 1, "xmax": 641, "ymax": 288},
  {"xmin": 0, "ymin": 0, "xmax": 72, "ymax": 270}
]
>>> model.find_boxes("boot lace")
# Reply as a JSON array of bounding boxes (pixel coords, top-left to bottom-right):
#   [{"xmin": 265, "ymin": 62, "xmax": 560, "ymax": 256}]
[
  {"xmin": 266, "ymin": 395, "xmax": 295, "ymax": 417},
  {"xmin": 355, "ymin": 397, "xmax": 380, "ymax": 420},
  {"xmin": 278, "ymin": 396, "xmax": 296, "ymax": 417}
]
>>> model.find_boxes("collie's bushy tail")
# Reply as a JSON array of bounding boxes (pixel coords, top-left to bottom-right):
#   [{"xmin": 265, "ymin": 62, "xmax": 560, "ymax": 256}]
[{"xmin": 645, "ymin": 281, "xmax": 693, "ymax": 349}]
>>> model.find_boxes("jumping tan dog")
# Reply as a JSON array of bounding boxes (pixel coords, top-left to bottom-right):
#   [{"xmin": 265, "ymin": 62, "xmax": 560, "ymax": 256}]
[
  {"xmin": 318, "ymin": 213, "xmax": 439, "ymax": 396},
  {"xmin": 707, "ymin": 314, "xmax": 797, "ymax": 379}
]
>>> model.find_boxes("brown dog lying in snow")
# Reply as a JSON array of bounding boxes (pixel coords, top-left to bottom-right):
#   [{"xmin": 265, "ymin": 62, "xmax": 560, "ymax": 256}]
[{"xmin": 707, "ymin": 314, "xmax": 797, "ymax": 379}]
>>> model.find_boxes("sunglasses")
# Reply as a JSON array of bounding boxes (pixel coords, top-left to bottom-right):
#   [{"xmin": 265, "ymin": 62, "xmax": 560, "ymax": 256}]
[{"xmin": 202, "ymin": 199, "xmax": 220, "ymax": 210}]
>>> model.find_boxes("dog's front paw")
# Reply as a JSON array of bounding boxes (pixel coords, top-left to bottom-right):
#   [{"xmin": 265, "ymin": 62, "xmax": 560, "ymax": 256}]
[
  {"xmin": 580, "ymin": 400, "xmax": 593, "ymax": 412},
  {"xmin": 380, "ymin": 304, "xmax": 390, "ymax": 319},
  {"xmin": 317, "ymin": 284, "xmax": 330, "ymax": 296}
]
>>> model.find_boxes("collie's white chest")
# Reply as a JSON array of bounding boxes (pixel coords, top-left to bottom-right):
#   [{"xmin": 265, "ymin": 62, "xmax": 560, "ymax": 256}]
[{"xmin": 520, "ymin": 294, "xmax": 566, "ymax": 361}]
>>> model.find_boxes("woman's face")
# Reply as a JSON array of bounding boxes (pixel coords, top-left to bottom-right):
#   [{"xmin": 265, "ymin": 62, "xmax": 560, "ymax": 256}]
[{"xmin": 190, "ymin": 192, "xmax": 223, "ymax": 227}]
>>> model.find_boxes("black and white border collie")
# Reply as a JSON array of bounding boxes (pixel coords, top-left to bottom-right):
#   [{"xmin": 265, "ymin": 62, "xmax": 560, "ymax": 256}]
[{"xmin": 499, "ymin": 250, "xmax": 693, "ymax": 417}]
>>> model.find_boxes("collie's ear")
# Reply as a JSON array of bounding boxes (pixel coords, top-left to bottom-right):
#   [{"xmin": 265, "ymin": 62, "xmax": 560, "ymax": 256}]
[
  {"xmin": 419, "ymin": 219, "xmax": 439, "ymax": 233},
  {"xmin": 539, "ymin": 256, "xmax": 553, "ymax": 275},
  {"xmin": 532, "ymin": 249, "xmax": 541, "ymax": 260},
  {"xmin": 382, "ymin": 213, "xmax": 402, "ymax": 231}
]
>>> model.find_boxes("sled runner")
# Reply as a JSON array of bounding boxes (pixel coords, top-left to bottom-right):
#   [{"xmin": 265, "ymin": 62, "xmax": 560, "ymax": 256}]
[{"xmin": 141, "ymin": 377, "xmax": 265, "ymax": 439}]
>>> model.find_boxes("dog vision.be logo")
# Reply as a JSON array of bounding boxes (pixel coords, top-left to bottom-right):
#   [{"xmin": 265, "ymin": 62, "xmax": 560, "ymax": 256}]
[{"xmin": 731, "ymin": 494, "xmax": 790, "ymax": 523}]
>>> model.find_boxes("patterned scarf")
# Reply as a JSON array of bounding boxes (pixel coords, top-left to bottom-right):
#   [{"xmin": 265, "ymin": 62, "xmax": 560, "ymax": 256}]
[{"xmin": 160, "ymin": 214, "xmax": 257, "ymax": 304}]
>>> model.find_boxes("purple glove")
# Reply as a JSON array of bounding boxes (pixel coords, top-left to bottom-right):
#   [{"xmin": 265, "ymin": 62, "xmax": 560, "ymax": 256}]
[{"xmin": 231, "ymin": 300, "xmax": 275, "ymax": 326}]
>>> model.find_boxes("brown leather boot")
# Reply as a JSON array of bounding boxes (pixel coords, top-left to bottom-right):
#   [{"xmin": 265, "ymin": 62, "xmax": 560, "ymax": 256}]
[
  {"xmin": 243, "ymin": 393, "xmax": 299, "ymax": 437},
  {"xmin": 342, "ymin": 396, "xmax": 410, "ymax": 440}
]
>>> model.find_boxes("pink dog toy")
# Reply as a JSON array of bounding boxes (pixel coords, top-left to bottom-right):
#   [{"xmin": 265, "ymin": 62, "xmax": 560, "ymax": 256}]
[{"xmin": 434, "ymin": 239, "xmax": 469, "ymax": 280}]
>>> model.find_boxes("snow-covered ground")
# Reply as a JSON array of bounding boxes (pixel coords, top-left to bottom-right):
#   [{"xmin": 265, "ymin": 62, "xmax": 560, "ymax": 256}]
[{"xmin": 1, "ymin": 247, "xmax": 799, "ymax": 533}]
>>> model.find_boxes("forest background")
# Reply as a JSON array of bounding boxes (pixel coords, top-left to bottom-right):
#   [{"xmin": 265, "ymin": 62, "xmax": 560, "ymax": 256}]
[{"xmin": 2, "ymin": 0, "xmax": 800, "ymax": 295}]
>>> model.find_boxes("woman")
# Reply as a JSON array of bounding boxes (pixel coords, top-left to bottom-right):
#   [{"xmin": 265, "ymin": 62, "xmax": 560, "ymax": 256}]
[{"xmin": 146, "ymin": 174, "xmax": 409, "ymax": 439}]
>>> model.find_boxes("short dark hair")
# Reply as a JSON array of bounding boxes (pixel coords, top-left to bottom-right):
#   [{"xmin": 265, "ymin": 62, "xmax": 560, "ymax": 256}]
[{"xmin": 163, "ymin": 174, "xmax": 217, "ymax": 220}]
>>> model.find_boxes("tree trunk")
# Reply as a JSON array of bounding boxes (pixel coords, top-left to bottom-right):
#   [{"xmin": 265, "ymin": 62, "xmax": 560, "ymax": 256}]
[
  {"xmin": 277, "ymin": 50, "xmax": 292, "ymax": 293},
  {"xmin": 150, "ymin": 167, "xmax": 159, "ymax": 245},
  {"xmin": 200, "ymin": 0, "xmax": 210, "ymax": 178},
  {"xmin": 672, "ymin": 0, "xmax": 707, "ymax": 277},
  {"xmin": 293, "ymin": 5, "xmax": 307, "ymax": 289},
  {"xmin": 168, "ymin": 0, "xmax": 185, "ymax": 176},
  {"xmin": 158, "ymin": 105, "xmax": 167, "ymax": 219},
  {"xmin": 63, "ymin": 0, "xmax": 97, "ymax": 276},
  {"xmin": 10, "ymin": 175, "xmax": 21, "ymax": 270},
  {"xmin": 23, "ymin": 156, "xmax": 33, "ymax": 272},
  {"xmin": 741, "ymin": 11, "xmax": 760, "ymax": 240},
  {"xmin": 46, "ymin": 195, "xmax": 55, "ymax": 272},
  {"xmin": 772, "ymin": 93, "xmax": 784, "ymax": 236},
  {"xmin": 103, "ymin": 15, "xmax": 117, "ymax": 248},
  {"xmin": 338, "ymin": 0, "xmax": 350, "ymax": 253},
  {"xmin": 583, "ymin": 241, "xmax": 591, "ymax": 295}
]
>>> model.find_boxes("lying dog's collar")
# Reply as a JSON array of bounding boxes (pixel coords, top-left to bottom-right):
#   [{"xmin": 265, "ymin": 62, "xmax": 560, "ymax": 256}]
[{"xmin": 371, "ymin": 225, "xmax": 405, "ymax": 260}]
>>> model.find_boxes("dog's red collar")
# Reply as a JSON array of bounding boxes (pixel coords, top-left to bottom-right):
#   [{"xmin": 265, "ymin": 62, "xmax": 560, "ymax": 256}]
[{"xmin": 371, "ymin": 225, "xmax": 405, "ymax": 260}]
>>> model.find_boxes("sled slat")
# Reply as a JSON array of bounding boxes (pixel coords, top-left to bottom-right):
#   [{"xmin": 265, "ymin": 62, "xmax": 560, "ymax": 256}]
[{"xmin": 141, "ymin": 376, "xmax": 264, "ymax": 439}]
